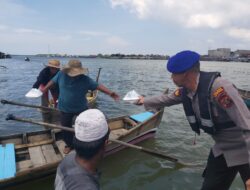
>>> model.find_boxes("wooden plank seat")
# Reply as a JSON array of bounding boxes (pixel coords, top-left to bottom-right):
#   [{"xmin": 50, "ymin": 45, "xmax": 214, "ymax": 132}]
[
  {"xmin": 0, "ymin": 144, "xmax": 16, "ymax": 180},
  {"xmin": 28, "ymin": 146, "xmax": 46, "ymax": 166},
  {"xmin": 41, "ymin": 144, "xmax": 61, "ymax": 163},
  {"xmin": 129, "ymin": 111, "xmax": 154, "ymax": 123},
  {"xmin": 28, "ymin": 144, "xmax": 60, "ymax": 167}
]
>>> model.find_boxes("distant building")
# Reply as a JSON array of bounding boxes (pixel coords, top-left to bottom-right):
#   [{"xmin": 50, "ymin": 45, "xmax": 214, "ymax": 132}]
[
  {"xmin": 208, "ymin": 48, "xmax": 231, "ymax": 58},
  {"xmin": 232, "ymin": 50, "xmax": 250, "ymax": 62},
  {"xmin": 233, "ymin": 50, "xmax": 250, "ymax": 58}
]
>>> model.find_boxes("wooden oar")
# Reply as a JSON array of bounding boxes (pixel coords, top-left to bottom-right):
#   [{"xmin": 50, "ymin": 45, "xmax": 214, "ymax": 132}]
[
  {"xmin": 96, "ymin": 68, "xmax": 102, "ymax": 83},
  {"xmin": 6, "ymin": 114, "xmax": 183, "ymax": 165},
  {"xmin": 110, "ymin": 138, "xmax": 179, "ymax": 162},
  {"xmin": 1, "ymin": 99, "xmax": 59, "ymax": 112}
]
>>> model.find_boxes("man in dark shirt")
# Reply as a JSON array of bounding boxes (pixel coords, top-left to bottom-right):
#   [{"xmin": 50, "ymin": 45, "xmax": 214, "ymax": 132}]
[
  {"xmin": 33, "ymin": 59, "xmax": 60, "ymax": 107},
  {"xmin": 55, "ymin": 109, "xmax": 110, "ymax": 190}
]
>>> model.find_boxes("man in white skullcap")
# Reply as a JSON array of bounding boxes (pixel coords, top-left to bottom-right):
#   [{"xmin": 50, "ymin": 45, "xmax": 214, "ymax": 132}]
[{"xmin": 55, "ymin": 109, "xmax": 110, "ymax": 190}]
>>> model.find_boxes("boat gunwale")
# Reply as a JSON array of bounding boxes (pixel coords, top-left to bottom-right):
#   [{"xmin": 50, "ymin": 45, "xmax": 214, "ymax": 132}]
[{"xmin": 0, "ymin": 129, "xmax": 52, "ymax": 141}]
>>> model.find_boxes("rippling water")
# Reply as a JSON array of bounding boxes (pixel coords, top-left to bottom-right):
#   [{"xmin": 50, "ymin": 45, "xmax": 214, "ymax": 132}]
[{"xmin": 1, "ymin": 56, "xmax": 250, "ymax": 190}]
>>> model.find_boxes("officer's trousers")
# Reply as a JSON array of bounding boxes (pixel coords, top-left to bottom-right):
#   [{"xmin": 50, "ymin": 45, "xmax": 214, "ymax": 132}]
[{"xmin": 201, "ymin": 150, "xmax": 250, "ymax": 190}]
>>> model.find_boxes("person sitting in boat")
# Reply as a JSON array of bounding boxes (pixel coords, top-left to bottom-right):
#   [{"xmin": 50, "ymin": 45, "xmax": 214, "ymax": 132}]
[
  {"xmin": 55, "ymin": 109, "xmax": 109, "ymax": 190},
  {"xmin": 33, "ymin": 59, "xmax": 60, "ymax": 107},
  {"xmin": 135, "ymin": 50, "xmax": 250, "ymax": 190},
  {"xmin": 42, "ymin": 59, "xmax": 119, "ymax": 154}
]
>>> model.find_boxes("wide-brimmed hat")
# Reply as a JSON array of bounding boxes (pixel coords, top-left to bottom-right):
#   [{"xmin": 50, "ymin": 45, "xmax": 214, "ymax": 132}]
[
  {"xmin": 62, "ymin": 60, "xmax": 87, "ymax": 77},
  {"xmin": 46, "ymin": 59, "xmax": 61, "ymax": 69}
]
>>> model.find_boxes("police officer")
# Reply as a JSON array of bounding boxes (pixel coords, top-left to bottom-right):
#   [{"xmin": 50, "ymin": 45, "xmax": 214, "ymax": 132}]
[{"xmin": 136, "ymin": 50, "xmax": 250, "ymax": 190}]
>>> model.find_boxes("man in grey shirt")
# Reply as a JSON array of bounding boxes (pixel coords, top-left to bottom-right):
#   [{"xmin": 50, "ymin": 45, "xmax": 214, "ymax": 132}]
[
  {"xmin": 136, "ymin": 50, "xmax": 250, "ymax": 190},
  {"xmin": 55, "ymin": 109, "xmax": 110, "ymax": 190}
]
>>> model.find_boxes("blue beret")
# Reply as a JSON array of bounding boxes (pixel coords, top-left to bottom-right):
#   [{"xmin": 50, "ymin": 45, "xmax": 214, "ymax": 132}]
[{"xmin": 167, "ymin": 50, "xmax": 200, "ymax": 74}]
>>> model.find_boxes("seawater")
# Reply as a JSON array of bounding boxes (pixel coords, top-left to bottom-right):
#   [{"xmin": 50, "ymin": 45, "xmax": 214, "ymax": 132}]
[{"xmin": 1, "ymin": 56, "xmax": 249, "ymax": 190}]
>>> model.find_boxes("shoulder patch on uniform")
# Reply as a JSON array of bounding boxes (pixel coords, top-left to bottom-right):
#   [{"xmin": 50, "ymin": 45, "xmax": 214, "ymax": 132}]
[
  {"xmin": 214, "ymin": 87, "xmax": 234, "ymax": 109},
  {"xmin": 174, "ymin": 88, "xmax": 181, "ymax": 97},
  {"xmin": 213, "ymin": 87, "xmax": 224, "ymax": 98}
]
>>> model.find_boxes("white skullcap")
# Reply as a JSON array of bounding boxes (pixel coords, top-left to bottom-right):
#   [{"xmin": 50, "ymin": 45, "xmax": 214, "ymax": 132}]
[{"xmin": 75, "ymin": 109, "xmax": 109, "ymax": 142}]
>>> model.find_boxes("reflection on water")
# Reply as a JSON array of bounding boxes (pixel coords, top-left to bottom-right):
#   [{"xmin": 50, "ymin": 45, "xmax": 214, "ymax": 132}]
[{"xmin": 0, "ymin": 56, "xmax": 249, "ymax": 190}]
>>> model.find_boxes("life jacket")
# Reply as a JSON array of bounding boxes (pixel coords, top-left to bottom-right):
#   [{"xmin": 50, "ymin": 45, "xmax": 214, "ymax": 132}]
[{"xmin": 182, "ymin": 71, "xmax": 235, "ymax": 135}]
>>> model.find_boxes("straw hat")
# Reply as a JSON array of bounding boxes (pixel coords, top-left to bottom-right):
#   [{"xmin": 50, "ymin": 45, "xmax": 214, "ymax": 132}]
[
  {"xmin": 46, "ymin": 59, "xmax": 61, "ymax": 69},
  {"xmin": 62, "ymin": 60, "xmax": 87, "ymax": 77}
]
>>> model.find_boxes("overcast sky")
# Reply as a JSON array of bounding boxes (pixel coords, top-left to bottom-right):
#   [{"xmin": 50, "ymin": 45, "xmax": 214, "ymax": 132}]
[{"xmin": 1, "ymin": 0, "xmax": 250, "ymax": 55}]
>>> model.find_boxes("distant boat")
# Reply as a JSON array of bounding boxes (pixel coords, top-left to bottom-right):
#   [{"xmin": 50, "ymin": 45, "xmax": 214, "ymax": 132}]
[
  {"xmin": 238, "ymin": 88, "xmax": 250, "ymax": 108},
  {"xmin": 24, "ymin": 57, "xmax": 30, "ymax": 61}
]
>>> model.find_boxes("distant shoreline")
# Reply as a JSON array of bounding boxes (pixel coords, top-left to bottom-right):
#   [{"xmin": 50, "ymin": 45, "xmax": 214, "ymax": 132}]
[
  {"xmin": 35, "ymin": 53, "xmax": 169, "ymax": 60},
  {"xmin": 2, "ymin": 53, "xmax": 250, "ymax": 63},
  {"xmin": 34, "ymin": 54, "xmax": 250, "ymax": 63}
]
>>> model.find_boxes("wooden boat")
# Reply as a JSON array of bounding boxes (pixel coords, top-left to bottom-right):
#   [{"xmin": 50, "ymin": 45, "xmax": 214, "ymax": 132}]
[
  {"xmin": 0, "ymin": 109, "xmax": 164, "ymax": 188},
  {"xmin": 238, "ymin": 88, "xmax": 250, "ymax": 108}
]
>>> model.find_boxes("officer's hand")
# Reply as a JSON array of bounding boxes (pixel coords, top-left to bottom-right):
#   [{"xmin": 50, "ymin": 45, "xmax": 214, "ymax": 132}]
[
  {"xmin": 246, "ymin": 178, "xmax": 250, "ymax": 190},
  {"xmin": 134, "ymin": 96, "xmax": 144, "ymax": 105}
]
